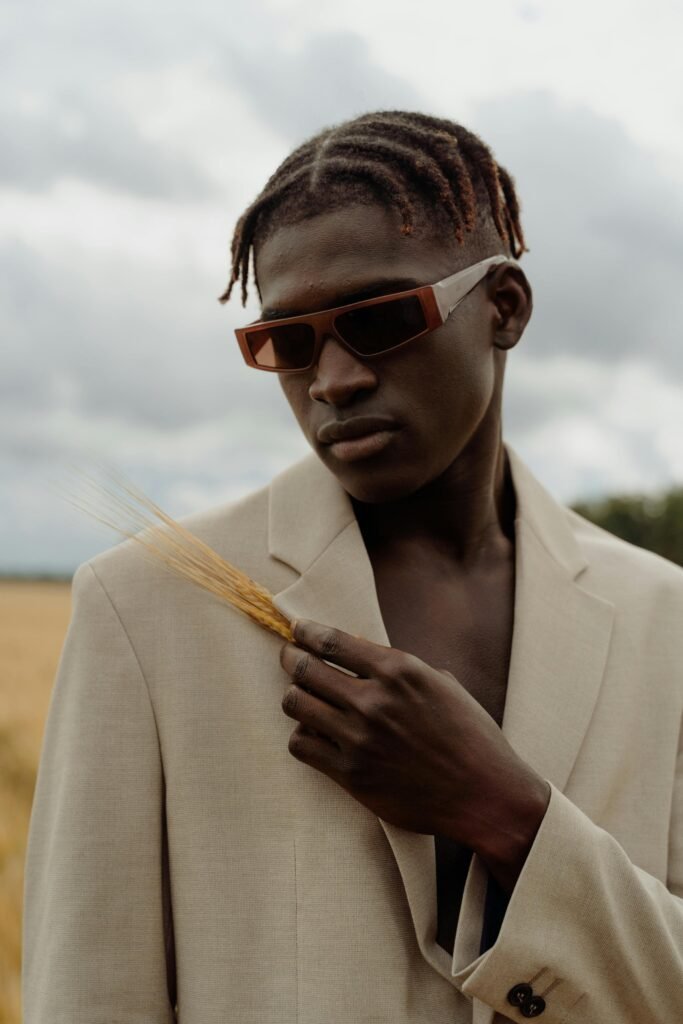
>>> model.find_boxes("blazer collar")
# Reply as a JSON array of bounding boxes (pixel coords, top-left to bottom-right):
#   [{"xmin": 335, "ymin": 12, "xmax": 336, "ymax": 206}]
[
  {"xmin": 268, "ymin": 442, "xmax": 614, "ymax": 1000},
  {"xmin": 268, "ymin": 441, "xmax": 587, "ymax": 580}
]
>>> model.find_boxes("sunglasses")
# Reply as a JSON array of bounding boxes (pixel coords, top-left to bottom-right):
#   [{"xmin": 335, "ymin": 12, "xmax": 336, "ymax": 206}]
[{"xmin": 234, "ymin": 252, "xmax": 520, "ymax": 373}]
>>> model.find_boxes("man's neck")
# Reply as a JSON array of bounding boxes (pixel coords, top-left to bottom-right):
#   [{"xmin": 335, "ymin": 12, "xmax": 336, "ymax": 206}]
[{"xmin": 350, "ymin": 434, "xmax": 516, "ymax": 572}]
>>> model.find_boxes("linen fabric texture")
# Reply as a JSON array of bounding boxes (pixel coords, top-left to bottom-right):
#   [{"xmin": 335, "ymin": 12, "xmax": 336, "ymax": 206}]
[{"xmin": 21, "ymin": 442, "xmax": 683, "ymax": 1023}]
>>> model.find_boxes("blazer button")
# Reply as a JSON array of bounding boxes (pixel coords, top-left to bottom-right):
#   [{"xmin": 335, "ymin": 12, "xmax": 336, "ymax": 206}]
[
  {"xmin": 520, "ymin": 995, "xmax": 546, "ymax": 1017},
  {"xmin": 507, "ymin": 983, "xmax": 533, "ymax": 1006}
]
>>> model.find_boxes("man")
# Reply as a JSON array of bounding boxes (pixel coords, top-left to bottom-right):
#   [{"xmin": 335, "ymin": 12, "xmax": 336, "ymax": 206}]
[{"xmin": 22, "ymin": 110, "xmax": 683, "ymax": 1023}]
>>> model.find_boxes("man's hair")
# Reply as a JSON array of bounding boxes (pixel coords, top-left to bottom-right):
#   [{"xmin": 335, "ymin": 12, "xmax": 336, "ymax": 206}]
[{"xmin": 219, "ymin": 109, "xmax": 529, "ymax": 307}]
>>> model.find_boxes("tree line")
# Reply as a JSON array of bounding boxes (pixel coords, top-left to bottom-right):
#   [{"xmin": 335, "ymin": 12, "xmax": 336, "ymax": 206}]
[{"xmin": 570, "ymin": 485, "xmax": 683, "ymax": 567}]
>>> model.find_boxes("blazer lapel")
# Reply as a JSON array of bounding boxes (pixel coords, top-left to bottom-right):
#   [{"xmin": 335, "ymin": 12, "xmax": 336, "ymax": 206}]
[
  {"xmin": 268, "ymin": 449, "xmax": 389, "ymax": 649},
  {"xmin": 268, "ymin": 443, "xmax": 615, "ymax": 993}
]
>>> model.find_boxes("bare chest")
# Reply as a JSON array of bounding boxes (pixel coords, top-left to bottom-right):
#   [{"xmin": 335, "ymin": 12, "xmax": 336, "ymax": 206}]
[
  {"xmin": 369, "ymin": 552, "xmax": 515, "ymax": 730},
  {"xmin": 367, "ymin": 548, "xmax": 516, "ymax": 955}
]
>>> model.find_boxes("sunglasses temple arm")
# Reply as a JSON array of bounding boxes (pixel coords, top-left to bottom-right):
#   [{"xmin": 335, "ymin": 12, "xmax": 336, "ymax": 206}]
[{"xmin": 431, "ymin": 254, "xmax": 520, "ymax": 321}]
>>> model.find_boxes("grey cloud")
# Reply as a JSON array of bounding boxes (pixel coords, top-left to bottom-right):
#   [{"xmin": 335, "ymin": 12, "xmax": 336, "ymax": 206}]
[
  {"xmin": 0, "ymin": 240, "xmax": 292, "ymax": 436},
  {"xmin": 0, "ymin": 93, "xmax": 217, "ymax": 199},
  {"xmin": 4, "ymin": 9, "xmax": 423, "ymax": 198},
  {"xmin": 3, "ymin": 0, "xmax": 284, "ymax": 80},
  {"xmin": 501, "ymin": 357, "xmax": 601, "ymax": 434},
  {"xmin": 470, "ymin": 90, "xmax": 683, "ymax": 375},
  {"xmin": 220, "ymin": 30, "xmax": 426, "ymax": 142},
  {"xmin": 1, "ymin": 0, "xmax": 274, "ymax": 199}
]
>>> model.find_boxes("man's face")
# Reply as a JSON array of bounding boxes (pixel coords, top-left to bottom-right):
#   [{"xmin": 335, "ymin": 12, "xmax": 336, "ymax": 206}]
[{"xmin": 254, "ymin": 201, "xmax": 527, "ymax": 504}]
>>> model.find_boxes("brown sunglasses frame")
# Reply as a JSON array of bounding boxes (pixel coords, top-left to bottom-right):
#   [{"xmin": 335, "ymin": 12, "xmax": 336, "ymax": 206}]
[{"xmin": 234, "ymin": 253, "xmax": 518, "ymax": 373}]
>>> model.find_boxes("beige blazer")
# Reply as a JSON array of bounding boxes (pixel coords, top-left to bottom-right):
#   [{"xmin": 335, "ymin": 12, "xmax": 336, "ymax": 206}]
[{"xmin": 22, "ymin": 442, "xmax": 683, "ymax": 1023}]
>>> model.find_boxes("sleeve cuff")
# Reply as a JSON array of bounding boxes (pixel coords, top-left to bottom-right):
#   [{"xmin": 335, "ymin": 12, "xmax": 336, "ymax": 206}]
[{"xmin": 450, "ymin": 780, "xmax": 587, "ymax": 1019}]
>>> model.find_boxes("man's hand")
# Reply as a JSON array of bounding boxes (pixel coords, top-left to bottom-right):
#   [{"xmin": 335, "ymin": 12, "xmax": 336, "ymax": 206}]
[{"xmin": 280, "ymin": 618, "xmax": 550, "ymax": 894}]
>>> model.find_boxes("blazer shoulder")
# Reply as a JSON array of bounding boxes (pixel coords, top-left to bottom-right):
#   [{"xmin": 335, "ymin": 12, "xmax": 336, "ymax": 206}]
[{"xmin": 565, "ymin": 504, "xmax": 683, "ymax": 597}]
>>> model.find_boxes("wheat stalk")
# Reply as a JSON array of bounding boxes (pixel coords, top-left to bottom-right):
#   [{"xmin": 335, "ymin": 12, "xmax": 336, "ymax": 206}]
[{"xmin": 54, "ymin": 463, "xmax": 295, "ymax": 643}]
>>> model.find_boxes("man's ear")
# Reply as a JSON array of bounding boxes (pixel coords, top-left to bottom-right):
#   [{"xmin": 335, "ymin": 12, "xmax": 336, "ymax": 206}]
[{"xmin": 489, "ymin": 265, "xmax": 533, "ymax": 351}]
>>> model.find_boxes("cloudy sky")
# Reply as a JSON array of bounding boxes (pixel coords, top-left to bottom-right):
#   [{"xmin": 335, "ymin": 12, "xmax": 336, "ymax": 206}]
[{"xmin": 2, "ymin": 0, "xmax": 683, "ymax": 573}]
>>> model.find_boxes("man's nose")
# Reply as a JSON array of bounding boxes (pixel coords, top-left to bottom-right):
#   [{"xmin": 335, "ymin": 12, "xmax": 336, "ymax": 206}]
[{"xmin": 308, "ymin": 333, "xmax": 378, "ymax": 404}]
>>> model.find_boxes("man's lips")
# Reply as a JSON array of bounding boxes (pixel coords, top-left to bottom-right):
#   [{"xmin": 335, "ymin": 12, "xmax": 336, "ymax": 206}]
[
  {"xmin": 316, "ymin": 414, "xmax": 401, "ymax": 445},
  {"xmin": 325, "ymin": 429, "xmax": 400, "ymax": 463}
]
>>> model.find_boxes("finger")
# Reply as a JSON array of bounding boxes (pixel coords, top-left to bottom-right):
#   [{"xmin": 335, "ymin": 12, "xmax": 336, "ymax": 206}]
[
  {"xmin": 280, "ymin": 641, "xmax": 361, "ymax": 711},
  {"xmin": 291, "ymin": 618, "xmax": 393, "ymax": 678},
  {"xmin": 281, "ymin": 682, "xmax": 348, "ymax": 744},
  {"xmin": 288, "ymin": 723, "xmax": 342, "ymax": 772}
]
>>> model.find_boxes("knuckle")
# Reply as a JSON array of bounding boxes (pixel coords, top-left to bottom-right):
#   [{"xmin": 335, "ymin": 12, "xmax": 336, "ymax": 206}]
[
  {"xmin": 365, "ymin": 690, "xmax": 393, "ymax": 724},
  {"xmin": 354, "ymin": 725, "xmax": 374, "ymax": 753},
  {"xmin": 341, "ymin": 724, "xmax": 375, "ymax": 766},
  {"xmin": 353, "ymin": 687, "xmax": 384, "ymax": 723},
  {"xmin": 293, "ymin": 652, "xmax": 310, "ymax": 683},
  {"xmin": 320, "ymin": 630, "xmax": 341, "ymax": 658},
  {"xmin": 395, "ymin": 651, "xmax": 423, "ymax": 684},
  {"xmin": 375, "ymin": 647, "xmax": 400, "ymax": 680},
  {"xmin": 281, "ymin": 686, "xmax": 299, "ymax": 715},
  {"xmin": 288, "ymin": 726, "xmax": 307, "ymax": 756}
]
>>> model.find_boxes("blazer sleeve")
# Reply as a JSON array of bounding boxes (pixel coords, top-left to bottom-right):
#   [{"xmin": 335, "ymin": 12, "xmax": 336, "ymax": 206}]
[
  {"xmin": 450, "ymin": 730, "xmax": 683, "ymax": 1023},
  {"xmin": 21, "ymin": 560, "xmax": 177, "ymax": 1024}
]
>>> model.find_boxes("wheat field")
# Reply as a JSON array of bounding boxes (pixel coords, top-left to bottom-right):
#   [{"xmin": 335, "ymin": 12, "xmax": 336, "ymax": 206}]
[{"xmin": 0, "ymin": 580, "xmax": 73, "ymax": 1024}]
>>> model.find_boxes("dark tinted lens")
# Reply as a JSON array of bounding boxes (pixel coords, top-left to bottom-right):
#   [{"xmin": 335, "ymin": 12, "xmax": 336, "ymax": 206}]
[
  {"xmin": 245, "ymin": 323, "xmax": 316, "ymax": 369},
  {"xmin": 334, "ymin": 295, "xmax": 427, "ymax": 354}
]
